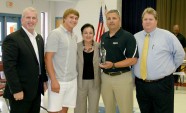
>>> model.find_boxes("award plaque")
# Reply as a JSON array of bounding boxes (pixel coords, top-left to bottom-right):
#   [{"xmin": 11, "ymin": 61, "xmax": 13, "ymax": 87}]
[{"xmin": 100, "ymin": 46, "xmax": 106, "ymax": 64}]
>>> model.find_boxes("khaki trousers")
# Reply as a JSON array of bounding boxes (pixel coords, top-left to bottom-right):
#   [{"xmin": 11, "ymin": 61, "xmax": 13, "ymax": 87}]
[
  {"xmin": 74, "ymin": 80, "xmax": 100, "ymax": 113},
  {"xmin": 101, "ymin": 71, "xmax": 134, "ymax": 113}
]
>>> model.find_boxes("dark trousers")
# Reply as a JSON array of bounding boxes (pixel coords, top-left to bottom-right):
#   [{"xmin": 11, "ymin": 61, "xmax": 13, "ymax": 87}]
[
  {"xmin": 135, "ymin": 75, "xmax": 174, "ymax": 113},
  {"xmin": 9, "ymin": 93, "xmax": 41, "ymax": 113}
]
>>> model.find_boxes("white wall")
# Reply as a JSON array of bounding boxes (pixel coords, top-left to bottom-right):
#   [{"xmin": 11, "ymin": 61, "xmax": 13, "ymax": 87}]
[
  {"xmin": 54, "ymin": 0, "xmax": 119, "ymax": 42},
  {"xmin": 0, "ymin": 0, "xmax": 51, "ymax": 32},
  {"xmin": 0, "ymin": 0, "xmax": 121, "ymax": 42}
]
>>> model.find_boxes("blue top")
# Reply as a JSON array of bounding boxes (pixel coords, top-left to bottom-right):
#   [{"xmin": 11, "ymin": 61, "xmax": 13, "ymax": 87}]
[{"xmin": 133, "ymin": 28, "xmax": 185, "ymax": 80}]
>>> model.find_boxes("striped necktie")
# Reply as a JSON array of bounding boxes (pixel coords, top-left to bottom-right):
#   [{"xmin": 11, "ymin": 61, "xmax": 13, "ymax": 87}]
[{"xmin": 140, "ymin": 34, "xmax": 150, "ymax": 80}]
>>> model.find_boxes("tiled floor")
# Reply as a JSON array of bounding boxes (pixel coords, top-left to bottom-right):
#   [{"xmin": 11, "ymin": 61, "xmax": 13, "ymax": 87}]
[{"xmin": 0, "ymin": 86, "xmax": 186, "ymax": 113}]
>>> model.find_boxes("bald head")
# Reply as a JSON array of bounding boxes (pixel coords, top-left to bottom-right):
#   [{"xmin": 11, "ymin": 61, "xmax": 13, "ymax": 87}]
[{"xmin": 173, "ymin": 24, "xmax": 180, "ymax": 36}]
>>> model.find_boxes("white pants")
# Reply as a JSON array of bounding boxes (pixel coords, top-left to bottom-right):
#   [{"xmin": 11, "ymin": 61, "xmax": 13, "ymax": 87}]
[{"xmin": 47, "ymin": 78, "xmax": 77, "ymax": 112}]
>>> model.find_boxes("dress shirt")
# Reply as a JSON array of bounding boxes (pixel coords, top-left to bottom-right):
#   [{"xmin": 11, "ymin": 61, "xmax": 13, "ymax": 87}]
[{"xmin": 133, "ymin": 28, "xmax": 185, "ymax": 80}]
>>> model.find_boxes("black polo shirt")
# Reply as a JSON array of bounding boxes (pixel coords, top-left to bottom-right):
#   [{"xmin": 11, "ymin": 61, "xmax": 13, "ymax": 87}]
[
  {"xmin": 177, "ymin": 33, "xmax": 186, "ymax": 48},
  {"xmin": 100, "ymin": 28, "xmax": 138, "ymax": 72}
]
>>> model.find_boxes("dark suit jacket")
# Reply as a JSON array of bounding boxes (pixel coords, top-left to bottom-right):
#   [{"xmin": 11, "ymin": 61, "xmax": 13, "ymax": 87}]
[{"xmin": 2, "ymin": 27, "xmax": 48, "ymax": 101}]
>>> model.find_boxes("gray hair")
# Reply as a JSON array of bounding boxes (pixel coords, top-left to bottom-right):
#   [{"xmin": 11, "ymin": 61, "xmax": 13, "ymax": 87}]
[
  {"xmin": 106, "ymin": 9, "xmax": 120, "ymax": 17},
  {"xmin": 22, "ymin": 7, "xmax": 38, "ymax": 18}
]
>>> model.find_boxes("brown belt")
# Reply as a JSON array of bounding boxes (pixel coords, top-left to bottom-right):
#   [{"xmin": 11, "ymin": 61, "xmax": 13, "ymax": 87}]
[{"xmin": 104, "ymin": 70, "xmax": 129, "ymax": 76}]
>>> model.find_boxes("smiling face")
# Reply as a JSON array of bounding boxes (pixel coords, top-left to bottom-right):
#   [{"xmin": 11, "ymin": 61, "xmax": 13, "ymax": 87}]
[
  {"xmin": 21, "ymin": 9, "xmax": 38, "ymax": 34},
  {"xmin": 141, "ymin": 8, "xmax": 158, "ymax": 33},
  {"xmin": 62, "ymin": 8, "xmax": 79, "ymax": 32},
  {"xmin": 82, "ymin": 27, "xmax": 94, "ymax": 43},
  {"xmin": 63, "ymin": 14, "xmax": 79, "ymax": 32},
  {"xmin": 142, "ymin": 13, "xmax": 157, "ymax": 33},
  {"xmin": 106, "ymin": 12, "xmax": 121, "ymax": 31}
]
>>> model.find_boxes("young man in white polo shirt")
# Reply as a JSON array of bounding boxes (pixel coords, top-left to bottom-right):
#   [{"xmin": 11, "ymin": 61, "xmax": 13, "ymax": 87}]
[{"xmin": 45, "ymin": 8, "xmax": 79, "ymax": 113}]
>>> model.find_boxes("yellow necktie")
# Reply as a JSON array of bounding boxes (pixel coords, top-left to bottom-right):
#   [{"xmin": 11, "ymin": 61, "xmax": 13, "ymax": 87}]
[{"xmin": 140, "ymin": 34, "xmax": 150, "ymax": 80}]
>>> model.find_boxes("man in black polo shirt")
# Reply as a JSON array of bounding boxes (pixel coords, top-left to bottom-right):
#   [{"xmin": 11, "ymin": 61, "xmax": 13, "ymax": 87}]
[
  {"xmin": 172, "ymin": 24, "xmax": 186, "ymax": 49},
  {"xmin": 172, "ymin": 24, "xmax": 186, "ymax": 83},
  {"xmin": 99, "ymin": 9, "xmax": 138, "ymax": 113}
]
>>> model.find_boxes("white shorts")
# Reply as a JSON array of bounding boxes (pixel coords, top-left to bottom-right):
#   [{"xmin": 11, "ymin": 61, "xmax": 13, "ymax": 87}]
[{"xmin": 47, "ymin": 78, "xmax": 77, "ymax": 112}]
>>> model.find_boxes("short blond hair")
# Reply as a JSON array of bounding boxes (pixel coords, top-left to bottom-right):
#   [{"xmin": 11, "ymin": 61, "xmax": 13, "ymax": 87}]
[
  {"xmin": 62, "ymin": 8, "xmax": 79, "ymax": 23},
  {"xmin": 142, "ymin": 7, "xmax": 158, "ymax": 20}
]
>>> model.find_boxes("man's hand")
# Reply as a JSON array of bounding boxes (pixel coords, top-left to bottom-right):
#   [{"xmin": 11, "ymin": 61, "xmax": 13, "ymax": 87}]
[
  {"xmin": 43, "ymin": 82, "xmax": 48, "ymax": 92},
  {"xmin": 99, "ymin": 61, "xmax": 113, "ymax": 69},
  {"xmin": 51, "ymin": 80, "xmax": 60, "ymax": 93},
  {"xmin": 13, "ymin": 91, "xmax": 24, "ymax": 101}
]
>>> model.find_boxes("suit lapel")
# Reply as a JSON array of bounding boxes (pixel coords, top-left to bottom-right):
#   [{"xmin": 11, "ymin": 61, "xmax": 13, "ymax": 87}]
[
  {"xmin": 20, "ymin": 28, "xmax": 39, "ymax": 64},
  {"xmin": 78, "ymin": 42, "xmax": 84, "ymax": 64},
  {"xmin": 36, "ymin": 35, "xmax": 42, "ymax": 64},
  {"xmin": 93, "ymin": 42, "xmax": 98, "ymax": 64},
  {"xmin": 79, "ymin": 41, "xmax": 98, "ymax": 64}
]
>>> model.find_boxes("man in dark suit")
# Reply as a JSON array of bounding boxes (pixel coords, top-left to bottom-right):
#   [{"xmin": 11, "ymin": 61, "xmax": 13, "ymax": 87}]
[{"xmin": 2, "ymin": 7, "xmax": 48, "ymax": 113}]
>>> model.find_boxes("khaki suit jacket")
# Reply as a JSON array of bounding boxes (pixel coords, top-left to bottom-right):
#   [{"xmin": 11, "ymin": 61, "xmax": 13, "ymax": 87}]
[{"xmin": 77, "ymin": 41, "xmax": 101, "ymax": 88}]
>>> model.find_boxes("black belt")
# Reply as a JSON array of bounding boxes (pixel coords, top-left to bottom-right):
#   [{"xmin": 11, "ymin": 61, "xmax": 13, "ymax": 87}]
[
  {"xmin": 104, "ymin": 70, "xmax": 129, "ymax": 76},
  {"xmin": 135, "ymin": 75, "xmax": 172, "ymax": 83}
]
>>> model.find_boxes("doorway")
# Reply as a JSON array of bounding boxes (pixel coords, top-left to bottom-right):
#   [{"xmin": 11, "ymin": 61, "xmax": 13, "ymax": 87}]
[{"xmin": 0, "ymin": 13, "xmax": 21, "ymax": 60}]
